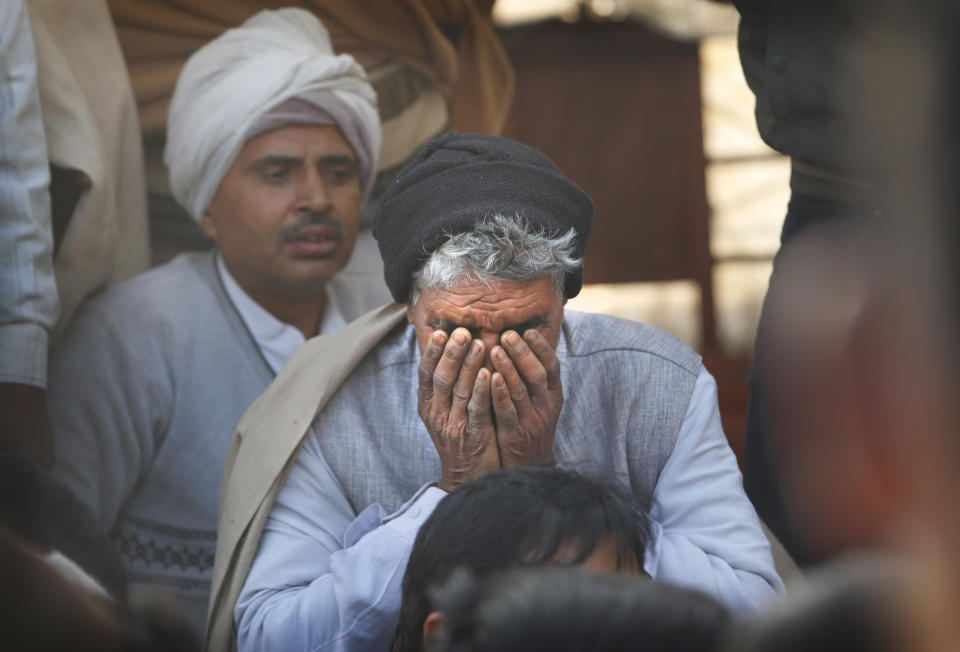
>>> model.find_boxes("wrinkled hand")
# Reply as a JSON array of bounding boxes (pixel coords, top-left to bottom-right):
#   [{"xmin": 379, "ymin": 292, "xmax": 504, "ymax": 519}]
[
  {"xmin": 489, "ymin": 330, "xmax": 563, "ymax": 467},
  {"xmin": 418, "ymin": 328, "xmax": 500, "ymax": 491},
  {"xmin": 0, "ymin": 383, "xmax": 55, "ymax": 469}
]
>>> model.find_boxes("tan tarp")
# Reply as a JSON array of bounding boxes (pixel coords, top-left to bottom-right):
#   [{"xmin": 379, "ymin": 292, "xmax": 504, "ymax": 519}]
[{"xmin": 107, "ymin": 0, "xmax": 514, "ymax": 137}]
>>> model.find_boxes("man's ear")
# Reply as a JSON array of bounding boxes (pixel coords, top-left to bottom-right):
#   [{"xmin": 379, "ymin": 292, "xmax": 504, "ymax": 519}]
[
  {"xmin": 422, "ymin": 611, "xmax": 445, "ymax": 649},
  {"xmin": 200, "ymin": 213, "xmax": 219, "ymax": 240}
]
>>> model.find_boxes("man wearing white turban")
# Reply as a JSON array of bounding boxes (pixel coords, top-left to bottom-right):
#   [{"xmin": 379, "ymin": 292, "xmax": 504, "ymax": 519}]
[{"xmin": 46, "ymin": 8, "xmax": 383, "ymax": 634}]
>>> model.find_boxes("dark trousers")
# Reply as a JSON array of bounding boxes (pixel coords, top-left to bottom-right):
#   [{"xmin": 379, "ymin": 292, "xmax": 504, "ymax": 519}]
[{"xmin": 743, "ymin": 192, "xmax": 876, "ymax": 567}]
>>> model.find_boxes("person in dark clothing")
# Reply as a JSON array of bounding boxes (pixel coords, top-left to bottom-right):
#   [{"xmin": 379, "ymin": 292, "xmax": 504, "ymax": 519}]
[
  {"xmin": 730, "ymin": 0, "xmax": 889, "ymax": 566},
  {"xmin": 708, "ymin": 1, "xmax": 960, "ymax": 650}
]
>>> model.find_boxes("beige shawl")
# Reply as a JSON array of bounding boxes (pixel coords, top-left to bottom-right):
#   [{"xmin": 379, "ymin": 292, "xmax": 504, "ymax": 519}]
[{"xmin": 205, "ymin": 303, "xmax": 406, "ymax": 652}]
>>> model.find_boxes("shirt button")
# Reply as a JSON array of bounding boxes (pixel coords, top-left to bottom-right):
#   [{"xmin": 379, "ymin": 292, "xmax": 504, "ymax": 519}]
[
  {"xmin": 408, "ymin": 506, "xmax": 421, "ymax": 518},
  {"xmin": 771, "ymin": 54, "xmax": 786, "ymax": 72}
]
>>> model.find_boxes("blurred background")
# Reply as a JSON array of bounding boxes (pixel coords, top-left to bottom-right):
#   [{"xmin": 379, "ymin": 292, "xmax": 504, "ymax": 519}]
[{"xmin": 491, "ymin": 0, "xmax": 787, "ymax": 458}]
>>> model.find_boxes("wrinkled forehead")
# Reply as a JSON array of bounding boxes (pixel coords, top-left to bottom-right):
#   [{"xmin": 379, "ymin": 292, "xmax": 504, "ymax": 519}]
[{"xmin": 416, "ymin": 277, "xmax": 562, "ymax": 326}]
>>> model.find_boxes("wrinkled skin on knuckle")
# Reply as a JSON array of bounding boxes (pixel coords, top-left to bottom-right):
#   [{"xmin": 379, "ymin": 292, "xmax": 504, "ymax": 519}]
[
  {"xmin": 425, "ymin": 413, "xmax": 444, "ymax": 439},
  {"xmin": 418, "ymin": 360, "xmax": 435, "ymax": 387},
  {"xmin": 467, "ymin": 401, "xmax": 487, "ymax": 421},
  {"xmin": 442, "ymin": 345, "xmax": 463, "ymax": 363},
  {"xmin": 416, "ymin": 390, "xmax": 433, "ymax": 421},
  {"xmin": 509, "ymin": 384, "xmax": 529, "ymax": 403},
  {"xmin": 433, "ymin": 372, "xmax": 454, "ymax": 395},
  {"xmin": 452, "ymin": 384, "xmax": 473, "ymax": 403},
  {"xmin": 511, "ymin": 344, "xmax": 533, "ymax": 365},
  {"xmin": 527, "ymin": 366, "xmax": 548, "ymax": 387}
]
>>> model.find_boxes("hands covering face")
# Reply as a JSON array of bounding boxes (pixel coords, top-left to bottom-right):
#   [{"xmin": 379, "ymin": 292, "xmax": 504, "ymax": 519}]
[{"xmin": 417, "ymin": 327, "xmax": 563, "ymax": 492}]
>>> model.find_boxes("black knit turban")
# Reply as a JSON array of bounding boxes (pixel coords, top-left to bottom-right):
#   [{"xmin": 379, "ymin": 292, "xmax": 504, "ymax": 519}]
[{"xmin": 373, "ymin": 132, "xmax": 594, "ymax": 303}]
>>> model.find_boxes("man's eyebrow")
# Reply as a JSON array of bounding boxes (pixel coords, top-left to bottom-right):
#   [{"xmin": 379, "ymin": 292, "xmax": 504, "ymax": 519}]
[
  {"xmin": 427, "ymin": 318, "xmax": 481, "ymax": 339},
  {"xmin": 248, "ymin": 154, "xmax": 358, "ymax": 172},
  {"xmin": 506, "ymin": 317, "xmax": 545, "ymax": 333},
  {"xmin": 427, "ymin": 316, "xmax": 546, "ymax": 334},
  {"xmin": 316, "ymin": 154, "xmax": 358, "ymax": 167},
  {"xmin": 248, "ymin": 155, "xmax": 302, "ymax": 170},
  {"xmin": 427, "ymin": 318, "xmax": 459, "ymax": 333}
]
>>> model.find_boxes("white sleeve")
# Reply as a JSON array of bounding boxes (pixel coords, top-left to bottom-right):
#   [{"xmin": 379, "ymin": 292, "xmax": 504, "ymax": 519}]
[
  {"xmin": 0, "ymin": 0, "xmax": 58, "ymax": 387},
  {"xmin": 642, "ymin": 366, "xmax": 785, "ymax": 611},
  {"xmin": 236, "ymin": 429, "xmax": 446, "ymax": 652}
]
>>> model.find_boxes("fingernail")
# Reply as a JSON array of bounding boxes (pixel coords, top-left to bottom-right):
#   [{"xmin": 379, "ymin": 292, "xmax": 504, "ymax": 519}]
[
  {"xmin": 453, "ymin": 331, "xmax": 466, "ymax": 345},
  {"xmin": 478, "ymin": 369, "xmax": 487, "ymax": 381},
  {"xmin": 506, "ymin": 331, "xmax": 519, "ymax": 345},
  {"xmin": 433, "ymin": 332, "xmax": 445, "ymax": 345},
  {"xmin": 470, "ymin": 340, "xmax": 482, "ymax": 356},
  {"xmin": 524, "ymin": 330, "xmax": 537, "ymax": 342},
  {"xmin": 494, "ymin": 375, "xmax": 505, "ymax": 388},
  {"xmin": 495, "ymin": 349, "xmax": 506, "ymax": 362}
]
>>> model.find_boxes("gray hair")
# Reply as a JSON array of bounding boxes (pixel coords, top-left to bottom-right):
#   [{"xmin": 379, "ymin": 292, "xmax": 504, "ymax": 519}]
[{"xmin": 409, "ymin": 213, "xmax": 582, "ymax": 303}]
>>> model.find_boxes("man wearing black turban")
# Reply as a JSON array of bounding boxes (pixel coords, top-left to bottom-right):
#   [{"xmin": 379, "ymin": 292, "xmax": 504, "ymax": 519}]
[{"xmin": 208, "ymin": 133, "xmax": 783, "ymax": 652}]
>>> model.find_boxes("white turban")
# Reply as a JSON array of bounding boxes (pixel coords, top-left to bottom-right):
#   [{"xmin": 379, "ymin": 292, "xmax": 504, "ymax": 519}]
[{"xmin": 164, "ymin": 8, "xmax": 382, "ymax": 222}]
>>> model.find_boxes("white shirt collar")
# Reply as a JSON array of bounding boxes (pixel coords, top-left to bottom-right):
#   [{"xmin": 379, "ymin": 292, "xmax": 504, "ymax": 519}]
[{"xmin": 216, "ymin": 254, "xmax": 346, "ymax": 374}]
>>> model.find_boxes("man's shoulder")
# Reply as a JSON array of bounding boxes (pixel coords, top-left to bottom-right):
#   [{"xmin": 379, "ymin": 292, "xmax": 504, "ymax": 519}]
[
  {"xmin": 321, "ymin": 320, "xmax": 418, "ymax": 393},
  {"xmin": 76, "ymin": 252, "xmax": 217, "ymax": 318},
  {"xmin": 58, "ymin": 252, "xmax": 221, "ymax": 350},
  {"xmin": 561, "ymin": 310, "xmax": 702, "ymax": 377}
]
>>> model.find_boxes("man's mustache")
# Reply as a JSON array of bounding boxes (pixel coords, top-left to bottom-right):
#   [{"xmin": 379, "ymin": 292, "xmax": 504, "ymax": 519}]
[{"xmin": 277, "ymin": 212, "xmax": 346, "ymax": 243}]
